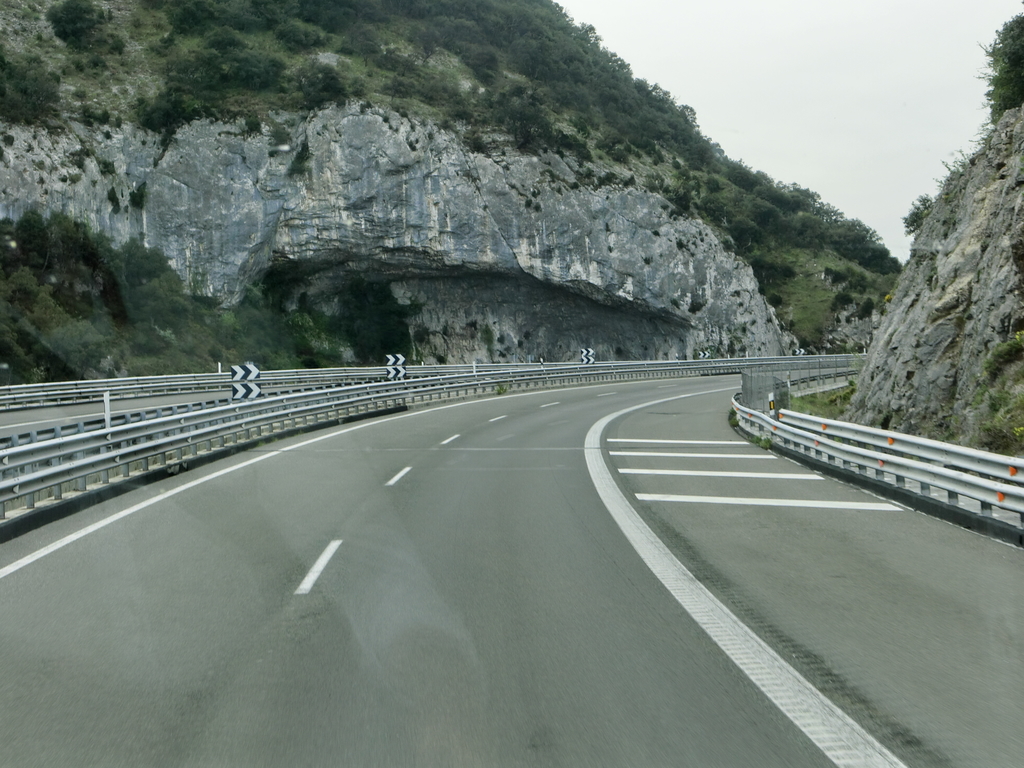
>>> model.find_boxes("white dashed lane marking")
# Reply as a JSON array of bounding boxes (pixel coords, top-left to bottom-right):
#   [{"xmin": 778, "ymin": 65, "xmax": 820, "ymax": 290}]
[
  {"xmin": 385, "ymin": 467, "xmax": 412, "ymax": 486},
  {"xmin": 294, "ymin": 540, "xmax": 343, "ymax": 595}
]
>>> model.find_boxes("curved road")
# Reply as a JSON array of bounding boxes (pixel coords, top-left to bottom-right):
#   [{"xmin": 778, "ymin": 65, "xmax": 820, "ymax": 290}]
[{"xmin": 0, "ymin": 377, "xmax": 1021, "ymax": 766}]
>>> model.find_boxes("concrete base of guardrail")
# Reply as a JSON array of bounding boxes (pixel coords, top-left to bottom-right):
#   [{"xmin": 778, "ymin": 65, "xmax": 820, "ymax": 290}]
[
  {"xmin": 0, "ymin": 404, "xmax": 408, "ymax": 544},
  {"xmin": 768, "ymin": 441, "xmax": 1024, "ymax": 550}
]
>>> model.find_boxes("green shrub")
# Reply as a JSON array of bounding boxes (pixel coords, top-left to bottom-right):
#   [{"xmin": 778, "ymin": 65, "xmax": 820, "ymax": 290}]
[
  {"xmin": 903, "ymin": 195, "xmax": 933, "ymax": 236},
  {"xmin": 128, "ymin": 182, "xmax": 147, "ymax": 210},
  {"xmin": 295, "ymin": 62, "xmax": 347, "ymax": 109},
  {"xmin": 984, "ymin": 332, "xmax": 1024, "ymax": 378},
  {"xmin": 986, "ymin": 14, "xmax": 1024, "ymax": 121},
  {"xmin": 47, "ymin": 0, "xmax": 104, "ymax": 49},
  {"xmin": 275, "ymin": 19, "xmax": 326, "ymax": 51},
  {"xmin": 0, "ymin": 50, "xmax": 61, "ymax": 124},
  {"xmin": 287, "ymin": 140, "xmax": 310, "ymax": 176}
]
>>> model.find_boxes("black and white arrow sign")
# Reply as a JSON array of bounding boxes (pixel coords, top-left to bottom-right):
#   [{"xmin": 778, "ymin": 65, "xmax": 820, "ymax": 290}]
[
  {"xmin": 232, "ymin": 381, "xmax": 261, "ymax": 400},
  {"xmin": 793, "ymin": 348, "xmax": 806, "ymax": 356},
  {"xmin": 580, "ymin": 348, "xmax": 595, "ymax": 365},
  {"xmin": 230, "ymin": 363, "xmax": 260, "ymax": 381},
  {"xmin": 698, "ymin": 350, "xmax": 711, "ymax": 359},
  {"xmin": 385, "ymin": 353, "xmax": 407, "ymax": 380}
]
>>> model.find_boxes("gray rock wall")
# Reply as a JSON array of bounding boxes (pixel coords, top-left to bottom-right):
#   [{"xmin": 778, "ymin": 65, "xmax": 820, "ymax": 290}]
[
  {"xmin": 850, "ymin": 108, "xmax": 1024, "ymax": 439},
  {"xmin": 0, "ymin": 104, "xmax": 793, "ymax": 361}
]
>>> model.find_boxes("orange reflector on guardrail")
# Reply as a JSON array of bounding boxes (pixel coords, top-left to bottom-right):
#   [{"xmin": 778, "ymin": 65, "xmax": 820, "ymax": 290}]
[
  {"xmin": 814, "ymin": 440, "xmax": 819, "ymax": 446},
  {"xmin": 878, "ymin": 460, "xmax": 885, "ymax": 467},
  {"xmin": 822, "ymin": 424, "xmax": 828, "ymax": 430},
  {"xmin": 1010, "ymin": 467, "xmax": 1018, "ymax": 477},
  {"xmin": 887, "ymin": 437, "xmax": 894, "ymax": 445},
  {"xmin": 997, "ymin": 492, "xmax": 1006, "ymax": 502}
]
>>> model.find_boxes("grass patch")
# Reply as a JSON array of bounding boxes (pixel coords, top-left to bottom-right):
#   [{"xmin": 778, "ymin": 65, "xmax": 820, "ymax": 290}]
[{"xmin": 790, "ymin": 381, "xmax": 856, "ymax": 420}]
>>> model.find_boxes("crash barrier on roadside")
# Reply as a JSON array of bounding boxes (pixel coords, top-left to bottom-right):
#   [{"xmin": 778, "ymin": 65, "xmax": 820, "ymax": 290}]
[
  {"xmin": 732, "ymin": 398, "xmax": 1024, "ymax": 529},
  {"xmin": 0, "ymin": 356, "xmax": 857, "ymax": 522},
  {"xmin": 740, "ymin": 357, "xmax": 860, "ymax": 413},
  {"xmin": 0, "ymin": 356, "xmax": 862, "ymax": 411}
]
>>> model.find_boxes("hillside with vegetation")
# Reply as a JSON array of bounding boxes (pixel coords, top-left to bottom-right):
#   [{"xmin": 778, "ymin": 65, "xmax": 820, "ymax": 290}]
[{"xmin": 0, "ymin": 0, "xmax": 899, "ymax": 380}]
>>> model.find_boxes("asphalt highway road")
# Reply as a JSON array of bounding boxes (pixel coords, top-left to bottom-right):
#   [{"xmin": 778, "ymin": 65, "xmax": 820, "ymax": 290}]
[{"xmin": 0, "ymin": 376, "xmax": 1021, "ymax": 767}]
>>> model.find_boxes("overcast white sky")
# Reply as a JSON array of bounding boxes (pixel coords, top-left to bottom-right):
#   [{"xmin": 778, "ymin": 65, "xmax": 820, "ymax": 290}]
[{"xmin": 556, "ymin": 0, "xmax": 1023, "ymax": 261}]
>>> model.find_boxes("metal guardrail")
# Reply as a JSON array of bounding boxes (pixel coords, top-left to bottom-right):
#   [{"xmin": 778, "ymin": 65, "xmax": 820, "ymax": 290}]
[
  {"xmin": 0, "ymin": 356, "xmax": 861, "ymax": 411},
  {"xmin": 740, "ymin": 357, "xmax": 859, "ymax": 412},
  {"xmin": 0, "ymin": 356, "xmax": 859, "ymax": 521},
  {"xmin": 732, "ymin": 399, "xmax": 1024, "ymax": 524}
]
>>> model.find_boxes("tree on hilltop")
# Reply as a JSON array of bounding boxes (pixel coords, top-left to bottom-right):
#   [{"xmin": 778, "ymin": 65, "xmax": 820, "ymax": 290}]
[{"xmin": 986, "ymin": 13, "xmax": 1024, "ymax": 121}]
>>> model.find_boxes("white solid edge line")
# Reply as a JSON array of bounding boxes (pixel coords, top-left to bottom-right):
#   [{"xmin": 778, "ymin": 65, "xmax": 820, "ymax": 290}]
[
  {"xmin": 620, "ymin": 469, "xmax": 821, "ymax": 480},
  {"xmin": 488, "ymin": 415, "xmax": 508, "ymax": 422},
  {"xmin": 385, "ymin": 466, "xmax": 412, "ymax": 486},
  {"xmin": 609, "ymin": 451, "xmax": 777, "ymax": 459},
  {"xmin": 294, "ymin": 539, "xmax": 343, "ymax": 595},
  {"xmin": 440, "ymin": 434, "xmax": 461, "ymax": 445},
  {"xmin": 608, "ymin": 438, "xmax": 745, "ymax": 445},
  {"xmin": 636, "ymin": 493, "xmax": 899, "ymax": 511},
  {"xmin": 596, "ymin": 392, "xmax": 617, "ymax": 397},
  {"xmin": 539, "ymin": 402, "xmax": 560, "ymax": 408},
  {"xmin": 585, "ymin": 389, "xmax": 907, "ymax": 768},
  {"xmin": 0, "ymin": 450, "xmax": 283, "ymax": 582},
  {"xmin": 0, "ymin": 376, "xmax": 733, "ymax": 583}
]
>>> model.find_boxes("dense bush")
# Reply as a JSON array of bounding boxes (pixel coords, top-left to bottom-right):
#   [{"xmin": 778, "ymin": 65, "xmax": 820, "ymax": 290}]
[
  {"xmin": 903, "ymin": 195, "xmax": 933, "ymax": 236},
  {"xmin": 0, "ymin": 47, "xmax": 61, "ymax": 124},
  {"xmin": 295, "ymin": 62, "xmax": 348, "ymax": 109},
  {"xmin": 46, "ymin": 0, "xmax": 105, "ymax": 49},
  {"xmin": 986, "ymin": 14, "xmax": 1024, "ymax": 121}
]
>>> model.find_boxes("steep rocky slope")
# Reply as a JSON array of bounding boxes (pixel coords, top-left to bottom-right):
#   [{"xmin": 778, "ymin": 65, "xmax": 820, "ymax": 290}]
[
  {"xmin": 850, "ymin": 107, "xmax": 1024, "ymax": 444},
  {"xmin": 0, "ymin": 105, "xmax": 792, "ymax": 362}
]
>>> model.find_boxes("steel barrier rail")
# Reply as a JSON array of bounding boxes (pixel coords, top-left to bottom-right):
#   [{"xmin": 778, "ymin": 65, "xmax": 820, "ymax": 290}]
[
  {"xmin": 0, "ymin": 373, "xmax": 514, "ymax": 516},
  {"xmin": 0, "ymin": 357, "xmax": 861, "ymax": 449},
  {"xmin": 0, "ymin": 358, "xmax": 796, "ymax": 518},
  {"xmin": 0, "ymin": 356, "xmax": 862, "ymax": 411},
  {"xmin": 732, "ymin": 399, "xmax": 1024, "ymax": 524},
  {"xmin": 777, "ymin": 409, "xmax": 1024, "ymax": 486}
]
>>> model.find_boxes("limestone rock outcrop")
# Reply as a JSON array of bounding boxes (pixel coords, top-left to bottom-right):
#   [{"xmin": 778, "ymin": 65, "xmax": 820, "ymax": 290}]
[
  {"xmin": 0, "ymin": 104, "xmax": 793, "ymax": 362},
  {"xmin": 850, "ymin": 108, "xmax": 1024, "ymax": 439}
]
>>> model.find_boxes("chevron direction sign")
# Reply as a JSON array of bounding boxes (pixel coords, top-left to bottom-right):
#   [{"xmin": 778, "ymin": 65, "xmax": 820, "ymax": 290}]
[
  {"xmin": 231, "ymin": 363, "xmax": 260, "ymax": 381},
  {"xmin": 698, "ymin": 350, "xmax": 711, "ymax": 359},
  {"xmin": 232, "ymin": 381, "xmax": 261, "ymax": 400},
  {"xmin": 386, "ymin": 353, "xmax": 407, "ymax": 380},
  {"xmin": 580, "ymin": 348, "xmax": 595, "ymax": 365},
  {"xmin": 793, "ymin": 348, "xmax": 807, "ymax": 356},
  {"xmin": 230, "ymin": 363, "xmax": 261, "ymax": 400}
]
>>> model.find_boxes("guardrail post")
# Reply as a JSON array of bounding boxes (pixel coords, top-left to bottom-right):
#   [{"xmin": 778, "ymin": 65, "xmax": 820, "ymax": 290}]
[
  {"xmin": 946, "ymin": 490, "xmax": 959, "ymax": 505},
  {"xmin": 980, "ymin": 501, "xmax": 992, "ymax": 516}
]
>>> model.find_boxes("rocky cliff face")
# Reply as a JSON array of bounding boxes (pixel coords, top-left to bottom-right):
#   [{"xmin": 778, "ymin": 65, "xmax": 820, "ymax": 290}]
[
  {"xmin": 850, "ymin": 107, "xmax": 1024, "ymax": 440},
  {"xmin": 0, "ymin": 104, "xmax": 792, "ymax": 362}
]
